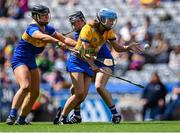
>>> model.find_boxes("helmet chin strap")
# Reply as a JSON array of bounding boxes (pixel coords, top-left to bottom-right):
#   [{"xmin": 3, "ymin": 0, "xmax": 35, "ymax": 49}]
[
  {"xmin": 96, "ymin": 19, "xmax": 111, "ymax": 32},
  {"xmin": 36, "ymin": 14, "xmax": 49, "ymax": 26},
  {"xmin": 104, "ymin": 26, "xmax": 111, "ymax": 31},
  {"xmin": 99, "ymin": 22, "xmax": 111, "ymax": 32}
]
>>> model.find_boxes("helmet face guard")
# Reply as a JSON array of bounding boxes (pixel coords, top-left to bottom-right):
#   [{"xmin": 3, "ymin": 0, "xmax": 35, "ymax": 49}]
[
  {"xmin": 97, "ymin": 8, "xmax": 117, "ymax": 30},
  {"xmin": 68, "ymin": 11, "xmax": 86, "ymax": 31},
  {"xmin": 32, "ymin": 5, "xmax": 50, "ymax": 25}
]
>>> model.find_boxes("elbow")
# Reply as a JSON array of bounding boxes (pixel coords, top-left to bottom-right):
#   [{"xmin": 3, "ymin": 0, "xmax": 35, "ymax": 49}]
[
  {"xmin": 41, "ymin": 36, "xmax": 46, "ymax": 40},
  {"xmin": 39, "ymin": 36, "xmax": 47, "ymax": 41},
  {"xmin": 38, "ymin": 34, "xmax": 49, "ymax": 41}
]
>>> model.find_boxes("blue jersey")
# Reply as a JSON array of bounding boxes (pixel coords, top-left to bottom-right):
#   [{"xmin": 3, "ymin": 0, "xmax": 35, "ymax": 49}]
[
  {"xmin": 11, "ymin": 23, "xmax": 55, "ymax": 70},
  {"xmin": 72, "ymin": 31, "xmax": 79, "ymax": 41}
]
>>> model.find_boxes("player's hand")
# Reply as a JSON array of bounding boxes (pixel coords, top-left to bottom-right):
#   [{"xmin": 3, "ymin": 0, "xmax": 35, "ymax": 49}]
[
  {"xmin": 57, "ymin": 41, "xmax": 67, "ymax": 50},
  {"xmin": 98, "ymin": 68, "xmax": 108, "ymax": 74},
  {"xmin": 91, "ymin": 65, "xmax": 99, "ymax": 73},
  {"xmin": 127, "ymin": 42, "xmax": 143, "ymax": 54}
]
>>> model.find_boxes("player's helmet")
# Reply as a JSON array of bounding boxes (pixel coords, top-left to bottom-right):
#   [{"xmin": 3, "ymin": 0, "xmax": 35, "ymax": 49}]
[
  {"xmin": 97, "ymin": 8, "xmax": 117, "ymax": 30},
  {"xmin": 69, "ymin": 11, "xmax": 85, "ymax": 25},
  {"xmin": 32, "ymin": 5, "xmax": 50, "ymax": 25},
  {"xmin": 68, "ymin": 11, "xmax": 86, "ymax": 32}
]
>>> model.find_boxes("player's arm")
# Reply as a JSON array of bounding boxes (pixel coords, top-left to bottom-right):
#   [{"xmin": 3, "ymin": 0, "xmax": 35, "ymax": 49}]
[
  {"xmin": 53, "ymin": 32, "xmax": 77, "ymax": 47},
  {"xmin": 31, "ymin": 30, "xmax": 59, "ymax": 43},
  {"xmin": 110, "ymin": 40, "xmax": 129, "ymax": 52},
  {"xmin": 82, "ymin": 42, "xmax": 99, "ymax": 71},
  {"xmin": 108, "ymin": 30, "xmax": 142, "ymax": 53},
  {"xmin": 110, "ymin": 40, "xmax": 142, "ymax": 53},
  {"xmin": 66, "ymin": 33, "xmax": 74, "ymax": 39},
  {"xmin": 31, "ymin": 30, "xmax": 76, "ymax": 48},
  {"xmin": 106, "ymin": 30, "xmax": 128, "ymax": 52}
]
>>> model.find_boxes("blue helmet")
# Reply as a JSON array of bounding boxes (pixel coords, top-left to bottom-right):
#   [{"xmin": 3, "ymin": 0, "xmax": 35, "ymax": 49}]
[{"xmin": 97, "ymin": 8, "xmax": 117, "ymax": 30}]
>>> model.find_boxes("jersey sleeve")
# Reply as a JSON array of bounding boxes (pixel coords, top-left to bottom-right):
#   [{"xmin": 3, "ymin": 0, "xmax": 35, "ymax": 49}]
[
  {"xmin": 26, "ymin": 24, "xmax": 40, "ymax": 37},
  {"xmin": 79, "ymin": 24, "xmax": 92, "ymax": 44},
  {"xmin": 46, "ymin": 25, "xmax": 56, "ymax": 36},
  {"xmin": 107, "ymin": 29, "xmax": 116, "ymax": 41}
]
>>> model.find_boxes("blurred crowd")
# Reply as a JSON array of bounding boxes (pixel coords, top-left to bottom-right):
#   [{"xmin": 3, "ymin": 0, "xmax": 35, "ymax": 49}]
[
  {"xmin": 0, "ymin": 0, "xmax": 178, "ymax": 19},
  {"xmin": 0, "ymin": 0, "xmax": 180, "ymax": 122},
  {"xmin": 0, "ymin": 0, "xmax": 29, "ymax": 19},
  {"xmin": 114, "ymin": 16, "xmax": 180, "ymax": 72}
]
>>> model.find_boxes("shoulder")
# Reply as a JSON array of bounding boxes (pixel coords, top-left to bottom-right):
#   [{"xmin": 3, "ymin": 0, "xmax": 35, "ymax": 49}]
[
  {"xmin": 25, "ymin": 24, "xmax": 40, "ymax": 34},
  {"xmin": 28, "ymin": 23, "xmax": 40, "ymax": 29},
  {"xmin": 45, "ymin": 24, "xmax": 56, "ymax": 35},
  {"xmin": 46, "ymin": 24, "xmax": 55, "ymax": 29},
  {"xmin": 45, "ymin": 24, "xmax": 55, "ymax": 31},
  {"xmin": 87, "ymin": 19, "xmax": 98, "ymax": 26},
  {"xmin": 28, "ymin": 21, "xmax": 40, "ymax": 28},
  {"xmin": 80, "ymin": 24, "xmax": 93, "ymax": 34},
  {"xmin": 82, "ymin": 24, "xmax": 92, "ymax": 29}
]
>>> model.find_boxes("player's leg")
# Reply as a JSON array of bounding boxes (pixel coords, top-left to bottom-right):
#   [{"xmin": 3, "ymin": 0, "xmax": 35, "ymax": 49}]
[
  {"xmin": 53, "ymin": 84, "xmax": 82, "ymax": 124},
  {"xmin": 59, "ymin": 72, "xmax": 87, "ymax": 124},
  {"xmin": 69, "ymin": 74, "xmax": 91, "ymax": 124},
  {"xmin": 70, "ymin": 85, "xmax": 82, "ymax": 116},
  {"xmin": 15, "ymin": 68, "xmax": 40, "ymax": 125},
  {"xmin": 6, "ymin": 65, "xmax": 31, "ymax": 125},
  {"xmin": 70, "ymin": 85, "xmax": 81, "ymax": 117},
  {"xmin": 68, "ymin": 85, "xmax": 82, "ymax": 123},
  {"xmin": 95, "ymin": 67, "xmax": 121, "ymax": 124}
]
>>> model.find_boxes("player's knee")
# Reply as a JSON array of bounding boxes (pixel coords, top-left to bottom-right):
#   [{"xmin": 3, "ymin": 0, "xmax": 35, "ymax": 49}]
[
  {"xmin": 70, "ymin": 86, "xmax": 75, "ymax": 95},
  {"xmin": 95, "ymin": 85, "xmax": 103, "ymax": 92}
]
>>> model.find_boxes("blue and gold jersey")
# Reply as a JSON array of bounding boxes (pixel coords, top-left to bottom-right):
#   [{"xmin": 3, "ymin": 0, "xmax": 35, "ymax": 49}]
[
  {"xmin": 11, "ymin": 22, "xmax": 56, "ymax": 70},
  {"xmin": 13, "ymin": 23, "xmax": 55, "ymax": 59},
  {"xmin": 74, "ymin": 24, "xmax": 116, "ymax": 54}
]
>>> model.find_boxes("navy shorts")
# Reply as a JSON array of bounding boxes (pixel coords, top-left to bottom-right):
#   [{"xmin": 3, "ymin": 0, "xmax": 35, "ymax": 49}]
[
  {"xmin": 66, "ymin": 55, "xmax": 94, "ymax": 77},
  {"xmin": 11, "ymin": 57, "xmax": 37, "ymax": 71}
]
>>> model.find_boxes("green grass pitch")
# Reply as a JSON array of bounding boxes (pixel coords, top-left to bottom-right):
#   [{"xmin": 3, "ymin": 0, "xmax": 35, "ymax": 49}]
[{"xmin": 0, "ymin": 121, "xmax": 180, "ymax": 132}]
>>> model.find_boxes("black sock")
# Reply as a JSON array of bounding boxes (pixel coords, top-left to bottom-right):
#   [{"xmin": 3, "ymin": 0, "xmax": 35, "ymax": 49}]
[{"xmin": 74, "ymin": 108, "xmax": 81, "ymax": 117}]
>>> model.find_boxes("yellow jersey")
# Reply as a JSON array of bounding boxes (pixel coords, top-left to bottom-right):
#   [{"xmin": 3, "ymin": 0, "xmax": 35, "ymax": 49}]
[{"xmin": 74, "ymin": 24, "xmax": 116, "ymax": 55}]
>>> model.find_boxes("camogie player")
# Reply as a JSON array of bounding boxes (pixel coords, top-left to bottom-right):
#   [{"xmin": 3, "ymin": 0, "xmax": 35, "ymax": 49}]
[
  {"xmin": 57, "ymin": 8, "xmax": 142, "ymax": 124},
  {"xmin": 54, "ymin": 11, "xmax": 121, "ymax": 124},
  {"xmin": 6, "ymin": 4, "xmax": 76, "ymax": 125}
]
